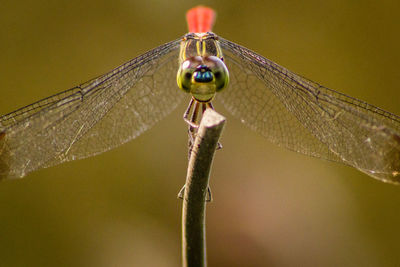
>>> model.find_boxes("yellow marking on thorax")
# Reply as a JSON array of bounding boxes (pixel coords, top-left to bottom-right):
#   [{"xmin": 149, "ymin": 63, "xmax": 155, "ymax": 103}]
[
  {"xmin": 196, "ymin": 40, "xmax": 201, "ymax": 56},
  {"xmin": 179, "ymin": 33, "xmax": 223, "ymax": 63}
]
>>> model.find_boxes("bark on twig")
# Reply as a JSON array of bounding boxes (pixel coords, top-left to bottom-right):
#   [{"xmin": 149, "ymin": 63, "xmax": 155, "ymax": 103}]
[{"xmin": 181, "ymin": 109, "xmax": 226, "ymax": 267}]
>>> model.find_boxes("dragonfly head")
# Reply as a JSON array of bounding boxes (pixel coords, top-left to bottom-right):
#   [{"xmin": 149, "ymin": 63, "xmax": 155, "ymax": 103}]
[{"xmin": 177, "ymin": 55, "xmax": 229, "ymax": 102}]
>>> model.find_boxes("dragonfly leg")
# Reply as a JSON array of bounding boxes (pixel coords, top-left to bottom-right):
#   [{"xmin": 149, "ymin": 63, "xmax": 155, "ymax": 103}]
[
  {"xmin": 183, "ymin": 99, "xmax": 201, "ymax": 159},
  {"xmin": 205, "ymin": 102, "xmax": 223, "ymax": 150},
  {"xmin": 183, "ymin": 98, "xmax": 199, "ymax": 129},
  {"xmin": 183, "ymin": 100, "xmax": 222, "ymax": 151}
]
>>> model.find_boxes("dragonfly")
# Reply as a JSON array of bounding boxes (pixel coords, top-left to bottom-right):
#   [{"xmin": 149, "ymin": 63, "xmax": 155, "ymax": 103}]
[{"xmin": 1, "ymin": 6, "xmax": 400, "ymax": 184}]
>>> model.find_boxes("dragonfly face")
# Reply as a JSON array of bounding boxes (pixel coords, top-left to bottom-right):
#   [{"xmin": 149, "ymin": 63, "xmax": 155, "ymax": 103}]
[{"xmin": 177, "ymin": 33, "xmax": 229, "ymax": 102}]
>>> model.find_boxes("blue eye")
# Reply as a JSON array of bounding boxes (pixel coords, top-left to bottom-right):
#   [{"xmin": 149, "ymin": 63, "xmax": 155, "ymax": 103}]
[
  {"xmin": 193, "ymin": 68, "xmax": 213, "ymax": 83},
  {"xmin": 203, "ymin": 56, "xmax": 229, "ymax": 91}
]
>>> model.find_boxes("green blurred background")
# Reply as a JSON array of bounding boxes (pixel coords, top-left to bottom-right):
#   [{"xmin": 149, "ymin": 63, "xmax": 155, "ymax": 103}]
[{"xmin": 1, "ymin": 0, "xmax": 400, "ymax": 266}]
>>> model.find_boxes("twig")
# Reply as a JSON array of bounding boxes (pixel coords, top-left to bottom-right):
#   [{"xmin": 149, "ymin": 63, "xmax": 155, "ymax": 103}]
[{"xmin": 181, "ymin": 109, "xmax": 226, "ymax": 267}]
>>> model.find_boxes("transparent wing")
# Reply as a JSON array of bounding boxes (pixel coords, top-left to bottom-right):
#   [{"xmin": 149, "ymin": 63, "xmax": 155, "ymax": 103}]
[
  {"xmin": 218, "ymin": 37, "xmax": 400, "ymax": 184},
  {"xmin": 0, "ymin": 39, "xmax": 184, "ymax": 178}
]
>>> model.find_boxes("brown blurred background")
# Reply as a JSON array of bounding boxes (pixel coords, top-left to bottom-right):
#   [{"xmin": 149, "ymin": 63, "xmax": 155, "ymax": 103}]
[{"xmin": 1, "ymin": 0, "xmax": 400, "ymax": 266}]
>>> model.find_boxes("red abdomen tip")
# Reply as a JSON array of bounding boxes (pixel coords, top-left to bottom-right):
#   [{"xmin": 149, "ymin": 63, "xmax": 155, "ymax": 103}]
[{"xmin": 186, "ymin": 6, "xmax": 216, "ymax": 33}]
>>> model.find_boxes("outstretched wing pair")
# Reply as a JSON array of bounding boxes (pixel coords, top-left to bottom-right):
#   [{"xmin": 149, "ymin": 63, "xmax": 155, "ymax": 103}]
[{"xmin": 1, "ymin": 36, "xmax": 399, "ymax": 183}]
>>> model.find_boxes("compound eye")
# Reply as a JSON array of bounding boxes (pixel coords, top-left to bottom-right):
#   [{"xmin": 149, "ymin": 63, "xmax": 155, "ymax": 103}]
[
  {"xmin": 204, "ymin": 56, "xmax": 229, "ymax": 91},
  {"xmin": 177, "ymin": 57, "xmax": 202, "ymax": 92}
]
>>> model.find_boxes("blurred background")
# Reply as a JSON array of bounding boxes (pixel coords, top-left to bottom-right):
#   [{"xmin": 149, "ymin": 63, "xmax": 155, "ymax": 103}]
[{"xmin": 1, "ymin": 0, "xmax": 400, "ymax": 266}]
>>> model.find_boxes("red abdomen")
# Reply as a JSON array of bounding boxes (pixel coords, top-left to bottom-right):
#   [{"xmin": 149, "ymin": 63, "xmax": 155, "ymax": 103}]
[{"xmin": 186, "ymin": 6, "xmax": 216, "ymax": 33}]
